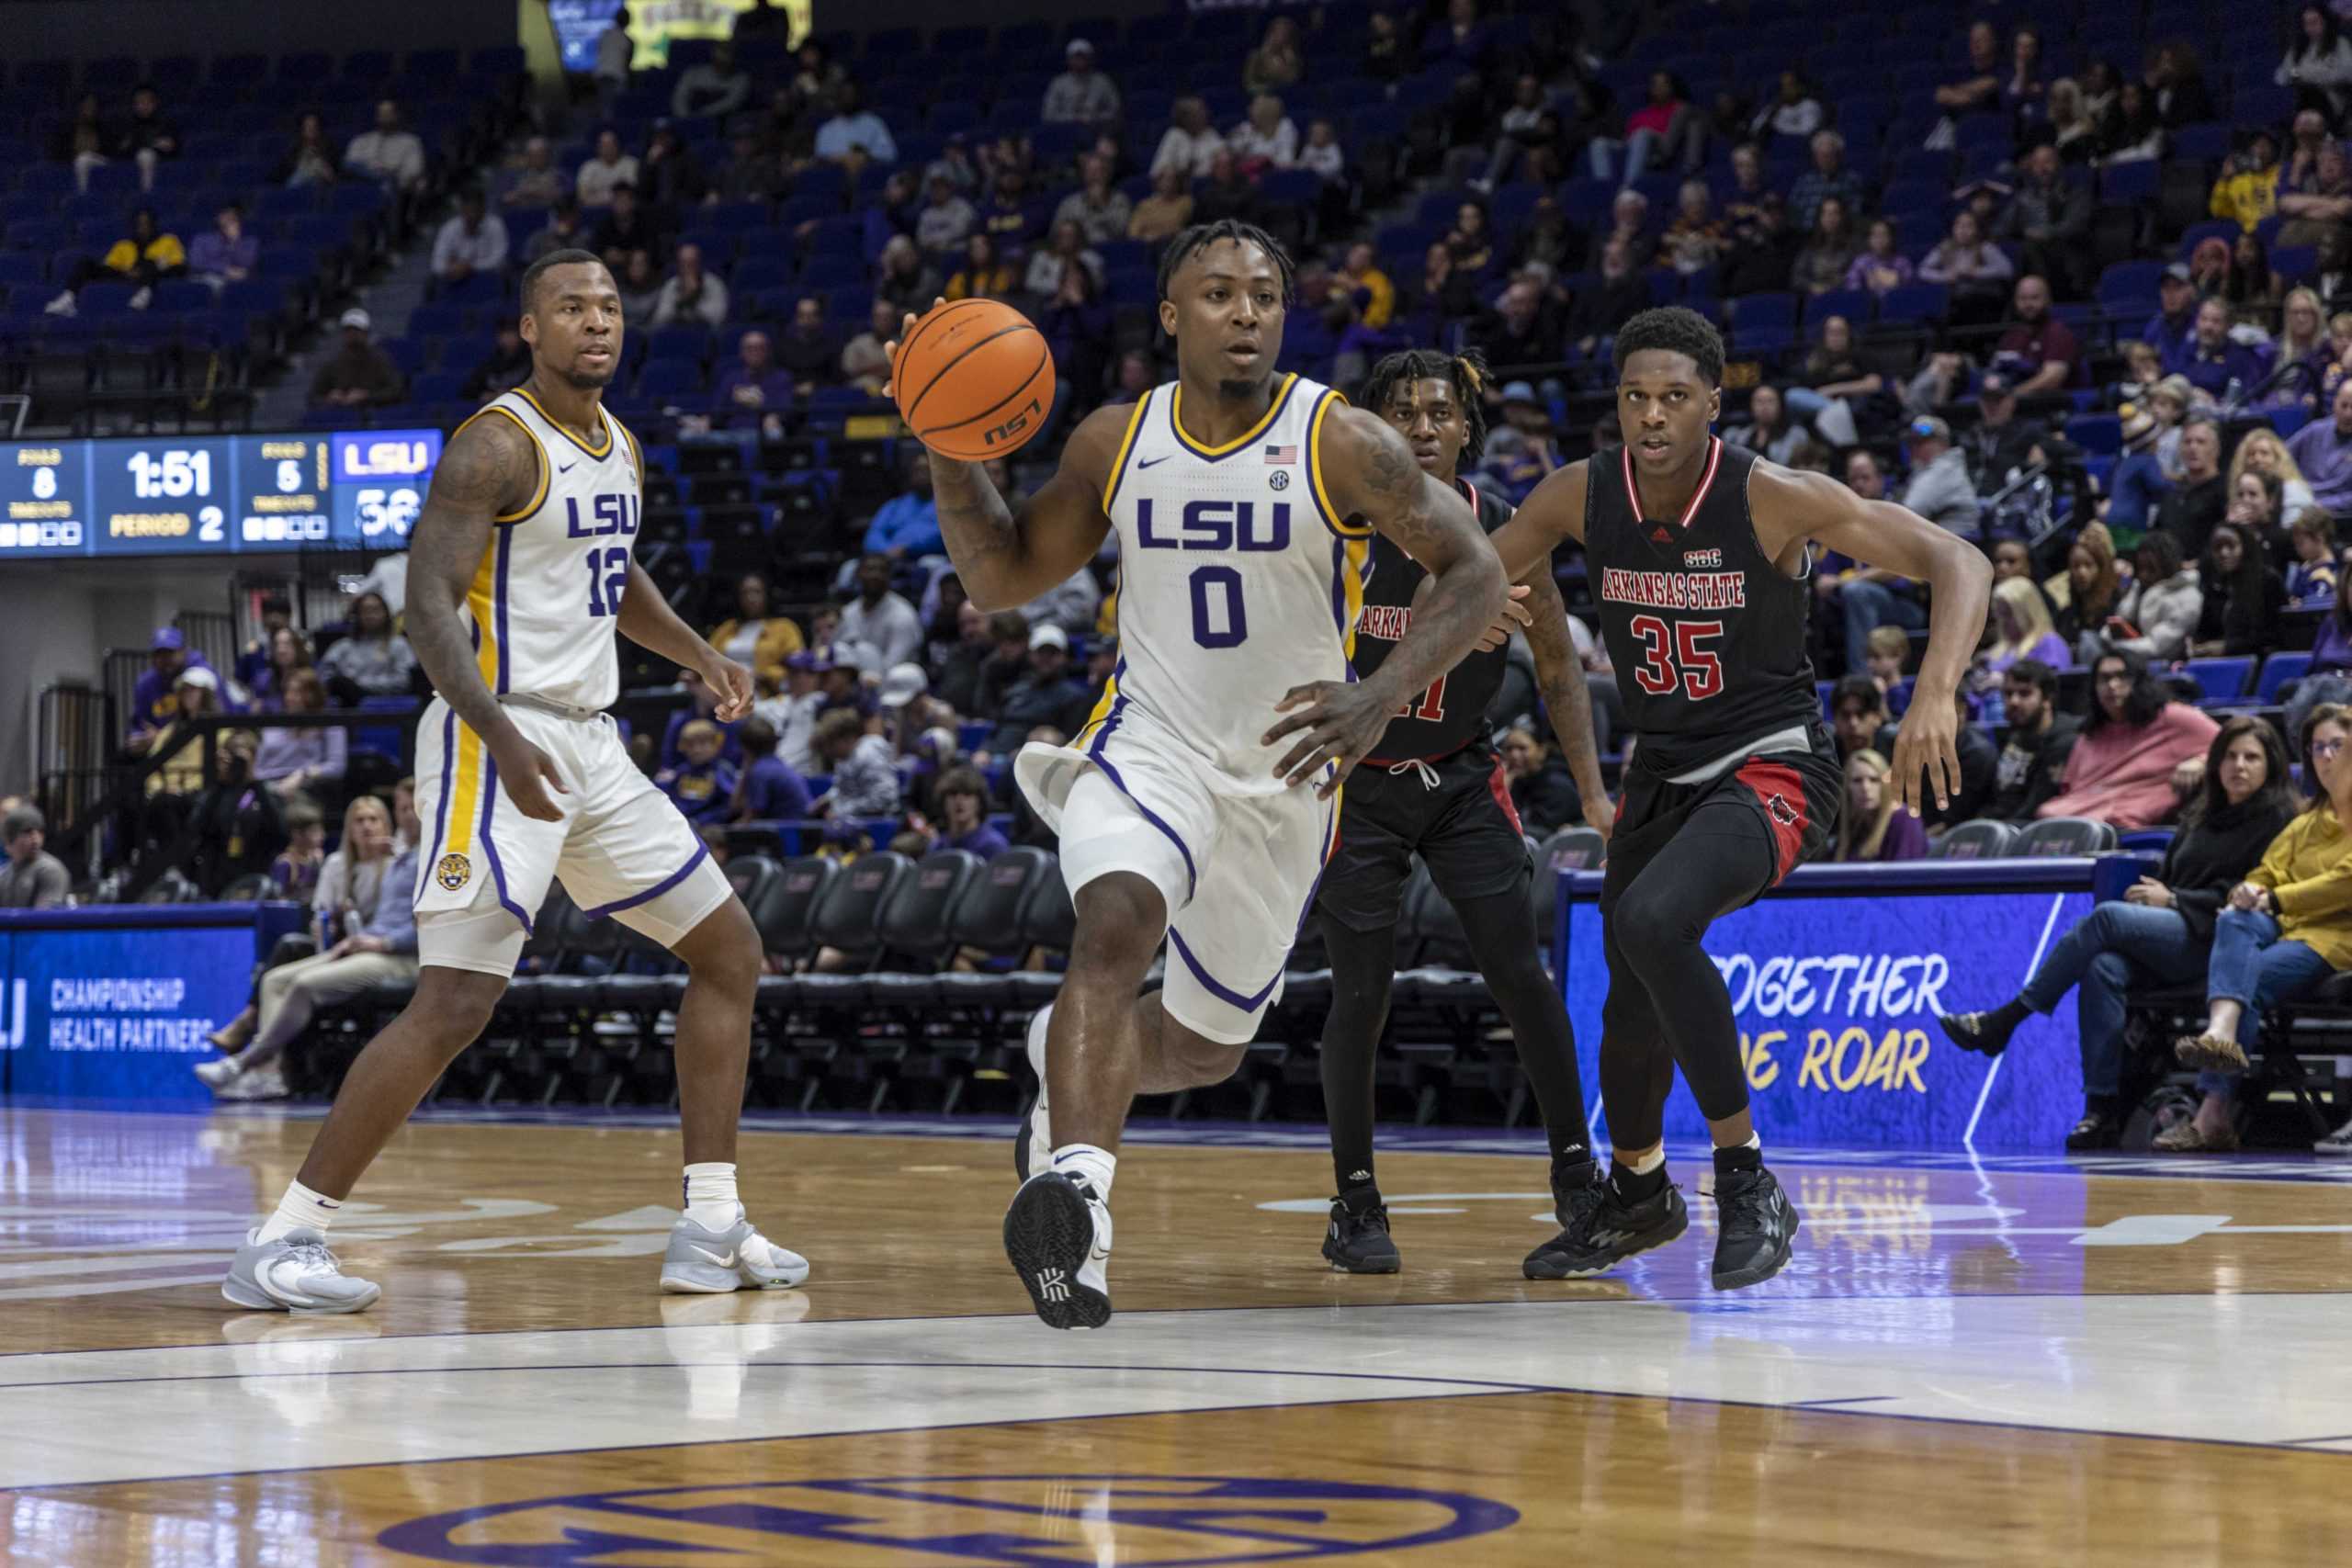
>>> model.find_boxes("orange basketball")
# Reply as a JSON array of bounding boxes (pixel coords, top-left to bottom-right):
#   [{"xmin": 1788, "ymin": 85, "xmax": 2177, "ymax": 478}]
[{"xmin": 891, "ymin": 299, "xmax": 1057, "ymax": 460}]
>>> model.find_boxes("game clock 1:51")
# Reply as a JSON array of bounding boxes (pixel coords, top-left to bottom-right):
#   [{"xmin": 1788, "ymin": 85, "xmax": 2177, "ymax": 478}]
[{"xmin": 94, "ymin": 439, "xmax": 234, "ymax": 554}]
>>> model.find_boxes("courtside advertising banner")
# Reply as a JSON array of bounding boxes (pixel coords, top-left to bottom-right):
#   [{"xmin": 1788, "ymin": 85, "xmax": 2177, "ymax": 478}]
[{"xmin": 1559, "ymin": 877, "xmax": 2097, "ymax": 1148}]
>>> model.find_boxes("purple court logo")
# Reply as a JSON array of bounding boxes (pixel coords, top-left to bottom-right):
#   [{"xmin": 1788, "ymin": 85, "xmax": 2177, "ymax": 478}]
[{"xmin": 379, "ymin": 1473, "xmax": 1519, "ymax": 1564}]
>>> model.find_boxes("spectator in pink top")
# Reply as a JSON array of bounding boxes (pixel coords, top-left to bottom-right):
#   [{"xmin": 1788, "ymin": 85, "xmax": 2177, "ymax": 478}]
[{"xmin": 1590, "ymin": 72, "xmax": 1705, "ymax": 188}]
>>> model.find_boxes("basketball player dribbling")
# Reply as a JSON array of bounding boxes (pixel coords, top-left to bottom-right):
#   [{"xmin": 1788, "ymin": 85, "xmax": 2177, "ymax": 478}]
[
  {"xmin": 892, "ymin": 220, "xmax": 1509, "ymax": 1329},
  {"xmin": 220, "ymin": 249, "xmax": 808, "ymax": 1312},
  {"xmin": 1310, "ymin": 346, "xmax": 1616, "ymax": 1278},
  {"xmin": 1487, "ymin": 307, "xmax": 1990, "ymax": 1290}
]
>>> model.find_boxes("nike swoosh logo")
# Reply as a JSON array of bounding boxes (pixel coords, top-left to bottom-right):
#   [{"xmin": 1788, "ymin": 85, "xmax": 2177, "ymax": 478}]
[
  {"xmin": 557, "ymin": 460, "xmax": 577, "ymax": 473},
  {"xmin": 690, "ymin": 1245, "xmax": 737, "ymax": 1268},
  {"xmin": 1136, "ymin": 456, "xmax": 1170, "ymax": 468}
]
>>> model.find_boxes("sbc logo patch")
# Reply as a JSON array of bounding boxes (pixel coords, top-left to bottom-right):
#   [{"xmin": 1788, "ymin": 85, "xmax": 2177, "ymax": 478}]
[{"xmin": 435, "ymin": 852, "xmax": 471, "ymax": 891}]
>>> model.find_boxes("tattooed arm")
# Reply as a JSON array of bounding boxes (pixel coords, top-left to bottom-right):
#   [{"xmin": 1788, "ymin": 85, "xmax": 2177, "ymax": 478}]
[
  {"xmin": 888, "ymin": 304, "xmax": 1118, "ymax": 611},
  {"xmin": 1263, "ymin": 406, "xmax": 1506, "ymax": 796},
  {"xmin": 406, "ymin": 413, "xmax": 569, "ymax": 820},
  {"xmin": 1521, "ymin": 568, "xmax": 1613, "ymax": 838}
]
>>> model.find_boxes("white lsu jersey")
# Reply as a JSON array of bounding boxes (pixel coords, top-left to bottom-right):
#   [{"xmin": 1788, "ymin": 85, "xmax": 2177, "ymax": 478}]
[
  {"xmin": 1082, "ymin": 372, "xmax": 1370, "ymax": 795},
  {"xmin": 450, "ymin": 387, "xmax": 645, "ymax": 713}
]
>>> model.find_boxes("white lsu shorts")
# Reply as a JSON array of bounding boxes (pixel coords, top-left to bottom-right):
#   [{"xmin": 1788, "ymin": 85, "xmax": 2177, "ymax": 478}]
[
  {"xmin": 411, "ymin": 697, "xmax": 732, "ymax": 976},
  {"xmin": 1013, "ymin": 696, "xmax": 1338, "ymax": 1045}
]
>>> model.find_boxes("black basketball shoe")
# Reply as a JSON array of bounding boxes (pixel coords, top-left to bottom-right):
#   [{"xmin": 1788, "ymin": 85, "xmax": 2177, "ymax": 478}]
[
  {"xmin": 1003, "ymin": 1171, "xmax": 1113, "ymax": 1330},
  {"xmin": 1711, "ymin": 1164, "xmax": 1801, "ymax": 1290},
  {"xmin": 1320, "ymin": 1192, "xmax": 1400, "ymax": 1274},
  {"xmin": 1522, "ymin": 1174, "xmax": 1689, "ymax": 1280}
]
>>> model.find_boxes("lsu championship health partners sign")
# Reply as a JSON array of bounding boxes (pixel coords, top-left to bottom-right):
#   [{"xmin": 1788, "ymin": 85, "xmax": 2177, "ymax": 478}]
[
  {"xmin": 1557, "ymin": 865, "xmax": 2098, "ymax": 1148},
  {"xmin": 0, "ymin": 906, "xmax": 300, "ymax": 1102}
]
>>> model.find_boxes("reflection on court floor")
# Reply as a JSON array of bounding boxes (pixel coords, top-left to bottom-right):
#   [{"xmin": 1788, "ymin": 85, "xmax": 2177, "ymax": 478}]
[{"xmin": 0, "ymin": 1106, "xmax": 2346, "ymax": 1566}]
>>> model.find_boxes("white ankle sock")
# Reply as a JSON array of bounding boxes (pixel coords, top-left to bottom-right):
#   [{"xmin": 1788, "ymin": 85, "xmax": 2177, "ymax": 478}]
[
  {"xmin": 1051, "ymin": 1143, "xmax": 1115, "ymax": 1202},
  {"xmin": 683, "ymin": 1162, "xmax": 741, "ymax": 1231},
  {"xmin": 256, "ymin": 1179, "xmax": 344, "ymax": 1244}
]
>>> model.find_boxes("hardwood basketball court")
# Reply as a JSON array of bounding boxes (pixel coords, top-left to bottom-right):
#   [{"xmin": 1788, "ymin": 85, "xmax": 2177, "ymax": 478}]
[{"xmin": 0, "ymin": 1103, "xmax": 2346, "ymax": 1564}]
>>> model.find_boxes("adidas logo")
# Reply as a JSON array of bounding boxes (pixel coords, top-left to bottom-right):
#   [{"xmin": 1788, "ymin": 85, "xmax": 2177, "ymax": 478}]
[{"xmin": 1036, "ymin": 1267, "xmax": 1070, "ymax": 1303}]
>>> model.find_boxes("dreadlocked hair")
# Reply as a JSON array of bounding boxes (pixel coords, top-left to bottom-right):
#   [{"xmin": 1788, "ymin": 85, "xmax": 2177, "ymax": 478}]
[
  {"xmin": 1613, "ymin": 306, "xmax": 1725, "ymax": 387},
  {"xmin": 1358, "ymin": 346, "xmax": 1493, "ymax": 470},
  {"xmin": 1156, "ymin": 220, "xmax": 1295, "ymax": 303}
]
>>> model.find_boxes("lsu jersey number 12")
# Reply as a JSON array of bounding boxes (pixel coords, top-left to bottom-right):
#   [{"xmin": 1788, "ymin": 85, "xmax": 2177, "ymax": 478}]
[{"xmin": 450, "ymin": 386, "xmax": 645, "ymax": 714}]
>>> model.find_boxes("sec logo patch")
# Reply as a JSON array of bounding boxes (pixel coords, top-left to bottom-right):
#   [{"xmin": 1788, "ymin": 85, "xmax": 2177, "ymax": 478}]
[
  {"xmin": 1268, "ymin": 468, "xmax": 1290, "ymax": 490},
  {"xmin": 435, "ymin": 852, "xmax": 471, "ymax": 892}
]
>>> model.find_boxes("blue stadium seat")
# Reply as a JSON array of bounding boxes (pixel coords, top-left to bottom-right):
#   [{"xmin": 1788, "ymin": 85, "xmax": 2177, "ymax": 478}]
[
  {"xmin": 638, "ymin": 360, "xmax": 705, "ymax": 401},
  {"xmin": 1802, "ymin": 288, "xmax": 1872, "ymax": 329},
  {"xmin": 2184, "ymin": 656, "xmax": 2256, "ymax": 705},
  {"xmin": 2065, "ymin": 413, "xmax": 2121, "ymax": 455},
  {"xmin": 2256, "ymin": 651, "xmax": 2313, "ymax": 705},
  {"xmin": 2099, "ymin": 162, "xmax": 2159, "ymax": 205}
]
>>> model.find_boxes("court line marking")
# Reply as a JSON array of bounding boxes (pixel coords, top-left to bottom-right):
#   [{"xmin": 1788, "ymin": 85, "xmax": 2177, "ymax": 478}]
[
  {"xmin": 6, "ymin": 1345, "xmax": 2350, "ymax": 1499},
  {"xmin": 5, "ymin": 1282, "xmax": 2347, "ymax": 1366},
  {"xmin": 1962, "ymin": 890, "xmax": 2067, "ymax": 1151},
  {"xmin": 0, "ymin": 1359, "xmax": 1561, "ymax": 1399},
  {"xmin": 17, "ymin": 1102, "xmax": 2352, "ymax": 1187}
]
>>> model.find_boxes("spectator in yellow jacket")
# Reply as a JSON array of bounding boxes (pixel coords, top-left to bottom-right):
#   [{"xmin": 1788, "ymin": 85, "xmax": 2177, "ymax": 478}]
[
  {"xmin": 707, "ymin": 572, "xmax": 806, "ymax": 693},
  {"xmin": 2165, "ymin": 703, "xmax": 2352, "ymax": 1150},
  {"xmin": 2210, "ymin": 130, "xmax": 2282, "ymax": 233},
  {"xmin": 44, "ymin": 207, "xmax": 186, "ymax": 315}
]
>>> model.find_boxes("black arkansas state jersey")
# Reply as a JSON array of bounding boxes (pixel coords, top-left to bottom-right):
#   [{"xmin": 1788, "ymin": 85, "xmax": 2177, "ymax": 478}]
[
  {"xmin": 1587, "ymin": 437, "xmax": 1820, "ymax": 777},
  {"xmin": 1351, "ymin": 476, "xmax": 1513, "ymax": 763}
]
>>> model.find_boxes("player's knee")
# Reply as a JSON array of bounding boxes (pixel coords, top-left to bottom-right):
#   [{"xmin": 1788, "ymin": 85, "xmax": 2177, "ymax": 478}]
[
  {"xmin": 1613, "ymin": 877, "xmax": 1705, "ymax": 954},
  {"xmin": 1067, "ymin": 874, "xmax": 1167, "ymax": 981},
  {"xmin": 407, "ymin": 970, "xmax": 505, "ymax": 1045}
]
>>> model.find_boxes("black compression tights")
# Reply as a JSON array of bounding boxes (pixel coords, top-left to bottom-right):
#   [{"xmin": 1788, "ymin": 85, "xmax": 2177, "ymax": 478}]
[
  {"xmin": 1598, "ymin": 800, "xmax": 1772, "ymax": 1153},
  {"xmin": 1319, "ymin": 875, "xmax": 1591, "ymax": 1194}
]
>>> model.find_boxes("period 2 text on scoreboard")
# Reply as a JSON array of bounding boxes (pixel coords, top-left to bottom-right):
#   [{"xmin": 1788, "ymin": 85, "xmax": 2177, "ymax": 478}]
[{"xmin": 0, "ymin": 430, "xmax": 444, "ymax": 558}]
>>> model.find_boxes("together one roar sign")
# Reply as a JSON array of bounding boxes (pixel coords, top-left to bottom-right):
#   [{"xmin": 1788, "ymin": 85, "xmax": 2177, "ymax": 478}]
[{"xmin": 1558, "ymin": 885, "xmax": 2095, "ymax": 1148}]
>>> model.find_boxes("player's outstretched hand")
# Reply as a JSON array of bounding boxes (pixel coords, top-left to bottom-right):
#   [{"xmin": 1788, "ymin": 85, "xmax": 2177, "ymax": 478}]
[
  {"xmin": 1475, "ymin": 584, "xmax": 1532, "ymax": 652},
  {"xmin": 1265, "ymin": 681, "xmax": 1392, "ymax": 799},
  {"xmin": 1890, "ymin": 686, "xmax": 1961, "ymax": 818},
  {"xmin": 701, "ymin": 655, "xmax": 755, "ymax": 722},
  {"xmin": 492, "ymin": 734, "xmax": 571, "ymax": 822},
  {"xmin": 881, "ymin": 297, "xmax": 948, "ymax": 403}
]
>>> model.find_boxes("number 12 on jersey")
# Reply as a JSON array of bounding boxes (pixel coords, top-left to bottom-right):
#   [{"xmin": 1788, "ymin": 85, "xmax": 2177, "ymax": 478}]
[
  {"xmin": 1628, "ymin": 615, "xmax": 1724, "ymax": 700},
  {"xmin": 582, "ymin": 547, "xmax": 629, "ymax": 617}
]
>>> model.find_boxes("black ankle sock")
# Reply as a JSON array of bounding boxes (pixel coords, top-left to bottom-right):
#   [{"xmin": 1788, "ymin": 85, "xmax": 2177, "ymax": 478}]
[
  {"xmin": 1713, "ymin": 1142, "xmax": 1763, "ymax": 1179},
  {"xmin": 1337, "ymin": 1181, "xmax": 1382, "ymax": 1212},
  {"xmin": 1986, "ymin": 998, "xmax": 2031, "ymax": 1033},
  {"xmin": 1612, "ymin": 1160, "xmax": 1667, "ymax": 1202}
]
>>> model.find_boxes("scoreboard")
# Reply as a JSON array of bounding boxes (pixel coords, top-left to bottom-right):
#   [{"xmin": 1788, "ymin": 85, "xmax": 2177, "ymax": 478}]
[{"xmin": 0, "ymin": 430, "xmax": 444, "ymax": 559}]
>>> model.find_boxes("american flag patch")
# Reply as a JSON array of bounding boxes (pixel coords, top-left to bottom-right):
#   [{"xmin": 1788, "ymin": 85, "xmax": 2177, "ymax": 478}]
[{"xmin": 1263, "ymin": 444, "xmax": 1297, "ymax": 465}]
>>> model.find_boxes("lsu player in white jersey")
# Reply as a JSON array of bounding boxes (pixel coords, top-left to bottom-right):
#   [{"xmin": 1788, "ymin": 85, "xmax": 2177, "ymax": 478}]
[
  {"xmin": 220, "ymin": 250, "xmax": 808, "ymax": 1314},
  {"xmin": 892, "ymin": 221, "xmax": 1509, "ymax": 1328}
]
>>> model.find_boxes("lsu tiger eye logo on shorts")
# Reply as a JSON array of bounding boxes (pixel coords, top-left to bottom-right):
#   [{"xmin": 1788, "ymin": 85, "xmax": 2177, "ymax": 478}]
[
  {"xmin": 379, "ymin": 1474, "xmax": 1521, "ymax": 1564},
  {"xmin": 435, "ymin": 852, "xmax": 471, "ymax": 891}
]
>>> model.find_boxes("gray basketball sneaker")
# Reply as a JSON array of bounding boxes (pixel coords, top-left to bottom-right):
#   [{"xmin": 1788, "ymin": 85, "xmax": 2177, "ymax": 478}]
[
  {"xmin": 223, "ymin": 1228, "xmax": 382, "ymax": 1314},
  {"xmin": 659, "ymin": 1208, "xmax": 811, "ymax": 1293}
]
